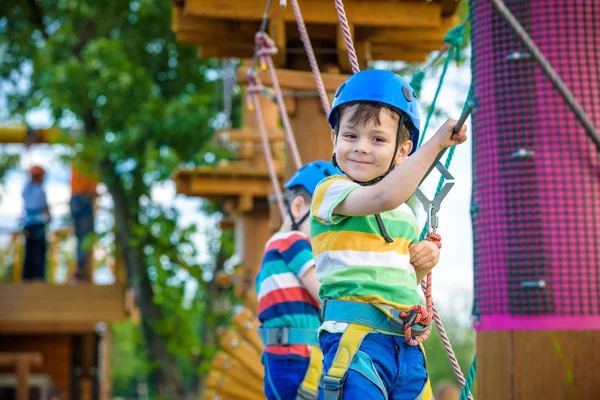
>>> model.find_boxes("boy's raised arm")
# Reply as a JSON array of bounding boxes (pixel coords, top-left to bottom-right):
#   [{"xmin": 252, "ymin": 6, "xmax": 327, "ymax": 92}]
[{"xmin": 334, "ymin": 120, "xmax": 466, "ymax": 217}]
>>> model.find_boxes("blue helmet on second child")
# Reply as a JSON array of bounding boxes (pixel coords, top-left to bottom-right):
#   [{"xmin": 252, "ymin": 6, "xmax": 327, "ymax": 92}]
[
  {"xmin": 284, "ymin": 161, "xmax": 342, "ymax": 231},
  {"xmin": 328, "ymin": 69, "xmax": 421, "ymax": 153},
  {"xmin": 284, "ymin": 160, "xmax": 342, "ymax": 196}
]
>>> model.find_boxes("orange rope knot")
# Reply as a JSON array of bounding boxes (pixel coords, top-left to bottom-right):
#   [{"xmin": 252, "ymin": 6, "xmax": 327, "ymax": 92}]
[{"xmin": 425, "ymin": 232, "xmax": 442, "ymax": 249}]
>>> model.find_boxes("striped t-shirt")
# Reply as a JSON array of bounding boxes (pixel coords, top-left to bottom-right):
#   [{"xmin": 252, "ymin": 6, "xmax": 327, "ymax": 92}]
[
  {"xmin": 256, "ymin": 231, "xmax": 320, "ymax": 357},
  {"xmin": 311, "ymin": 175, "xmax": 420, "ymax": 333}
]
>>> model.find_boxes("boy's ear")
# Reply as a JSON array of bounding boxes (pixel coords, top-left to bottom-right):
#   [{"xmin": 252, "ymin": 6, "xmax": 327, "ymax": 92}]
[
  {"xmin": 330, "ymin": 129, "xmax": 336, "ymax": 146},
  {"xmin": 291, "ymin": 195, "xmax": 306, "ymax": 219},
  {"xmin": 394, "ymin": 140, "xmax": 413, "ymax": 165}
]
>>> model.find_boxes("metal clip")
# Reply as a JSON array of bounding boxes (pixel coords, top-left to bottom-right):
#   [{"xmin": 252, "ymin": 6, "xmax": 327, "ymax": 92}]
[
  {"xmin": 415, "ymin": 161, "xmax": 455, "ymax": 232},
  {"xmin": 427, "ymin": 205, "xmax": 439, "ymax": 234}
]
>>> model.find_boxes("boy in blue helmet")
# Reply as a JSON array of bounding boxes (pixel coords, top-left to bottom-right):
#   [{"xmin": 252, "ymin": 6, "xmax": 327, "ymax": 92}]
[
  {"xmin": 311, "ymin": 70, "xmax": 468, "ymax": 400},
  {"xmin": 256, "ymin": 161, "xmax": 343, "ymax": 400}
]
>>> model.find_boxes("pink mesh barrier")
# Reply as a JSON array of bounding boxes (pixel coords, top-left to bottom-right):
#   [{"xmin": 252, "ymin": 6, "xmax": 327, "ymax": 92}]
[{"xmin": 470, "ymin": 0, "xmax": 600, "ymax": 330}]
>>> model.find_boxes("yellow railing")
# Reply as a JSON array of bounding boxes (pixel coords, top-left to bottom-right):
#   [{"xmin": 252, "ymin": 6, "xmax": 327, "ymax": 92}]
[{"xmin": 0, "ymin": 229, "xmax": 125, "ymax": 284}]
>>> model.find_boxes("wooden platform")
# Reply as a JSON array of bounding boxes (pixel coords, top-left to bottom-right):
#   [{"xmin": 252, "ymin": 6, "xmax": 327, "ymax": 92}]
[
  {"xmin": 477, "ymin": 330, "xmax": 600, "ymax": 400},
  {"xmin": 174, "ymin": 164, "xmax": 283, "ymax": 212},
  {"xmin": 172, "ymin": 0, "xmax": 461, "ymax": 71},
  {"xmin": 0, "ymin": 283, "xmax": 126, "ymax": 334}
]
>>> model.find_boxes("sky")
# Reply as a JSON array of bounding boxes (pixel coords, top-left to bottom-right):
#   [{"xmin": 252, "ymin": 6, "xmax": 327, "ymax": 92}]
[{"xmin": 0, "ymin": 60, "xmax": 474, "ymax": 322}]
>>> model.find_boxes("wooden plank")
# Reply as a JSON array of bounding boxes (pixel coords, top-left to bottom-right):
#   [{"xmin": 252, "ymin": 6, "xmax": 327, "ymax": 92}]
[
  {"xmin": 512, "ymin": 331, "xmax": 600, "ymax": 399},
  {"xmin": 358, "ymin": 16, "xmax": 458, "ymax": 44},
  {"xmin": 237, "ymin": 65, "xmax": 349, "ymax": 91},
  {"xmin": 370, "ymin": 45, "xmax": 432, "ymax": 63},
  {"xmin": 15, "ymin": 358, "xmax": 29, "ymax": 400},
  {"xmin": 233, "ymin": 308, "xmax": 263, "ymax": 351},
  {"xmin": 189, "ymin": 176, "xmax": 274, "ymax": 197},
  {"xmin": 0, "ymin": 335, "xmax": 72, "ymax": 399},
  {"xmin": 0, "ymin": 353, "xmax": 43, "ymax": 367},
  {"xmin": 0, "ymin": 283, "xmax": 125, "ymax": 329},
  {"xmin": 241, "ymin": 209, "xmax": 273, "ymax": 280},
  {"xmin": 205, "ymin": 371, "xmax": 264, "ymax": 400},
  {"xmin": 218, "ymin": 126, "xmax": 284, "ymax": 143},
  {"xmin": 218, "ymin": 330, "xmax": 263, "ymax": 379},
  {"xmin": 477, "ymin": 331, "xmax": 513, "ymax": 400},
  {"xmin": 337, "ymin": 23, "xmax": 355, "ymax": 73},
  {"xmin": 0, "ymin": 322, "xmax": 98, "ymax": 334},
  {"xmin": 269, "ymin": 18, "xmax": 286, "ymax": 67},
  {"xmin": 185, "ymin": 0, "xmax": 442, "ymax": 29},
  {"xmin": 211, "ymin": 352, "xmax": 263, "ymax": 394}
]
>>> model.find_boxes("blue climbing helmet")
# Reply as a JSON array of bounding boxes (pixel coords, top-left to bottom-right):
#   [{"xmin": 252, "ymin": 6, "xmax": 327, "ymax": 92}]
[
  {"xmin": 283, "ymin": 160, "xmax": 342, "ymax": 230},
  {"xmin": 329, "ymin": 69, "xmax": 421, "ymax": 146},
  {"xmin": 327, "ymin": 70, "xmax": 421, "ymax": 185},
  {"xmin": 284, "ymin": 160, "xmax": 342, "ymax": 196}
]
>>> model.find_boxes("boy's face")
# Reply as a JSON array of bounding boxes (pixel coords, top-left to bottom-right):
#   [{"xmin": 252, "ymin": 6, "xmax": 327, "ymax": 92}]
[{"xmin": 331, "ymin": 106, "xmax": 412, "ymax": 183}]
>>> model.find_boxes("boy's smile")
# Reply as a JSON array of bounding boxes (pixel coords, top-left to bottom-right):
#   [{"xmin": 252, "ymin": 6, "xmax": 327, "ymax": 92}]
[{"xmin": 332, "ymin": 106, "xmax": 412, "ymax": 183}]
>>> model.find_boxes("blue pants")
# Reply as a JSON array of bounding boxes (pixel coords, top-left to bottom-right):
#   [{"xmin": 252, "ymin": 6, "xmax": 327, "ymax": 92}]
[
  {"xmin": 319, "ymin": 331, "xmax": 428, "ymax": 400},
  {"xmin": 22, "ymin": 224, "xmax": 47, "ymax": 281},
  {"xmin": 70, "ymin": 194, "xmax": 95, "ymax": 273},
  {"xmin": 263, "ymin": 353, "xmax": 310, "ymax": 400}
]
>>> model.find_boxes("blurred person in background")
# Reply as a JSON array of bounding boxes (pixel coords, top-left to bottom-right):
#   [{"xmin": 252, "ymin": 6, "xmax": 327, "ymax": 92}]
[{"xmin": 21, "ymin": 165, "xmax": 51, "ymax": 281}]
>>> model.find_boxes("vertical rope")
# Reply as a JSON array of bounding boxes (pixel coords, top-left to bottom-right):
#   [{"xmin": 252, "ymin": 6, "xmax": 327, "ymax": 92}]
[
  {"xmin": 289, "ymin": 0, "xmax": 331, "ymax": 115},
  {"xmin": 333, "ymin": 0, "xmax": 360, "ymax": 74},
  {"xmin": 459, "ymin": 356, "xmax": 476, "ymax": 400},
  {"xmin": 265, "ymin": 56, "xmax": 303, "ymax": 170},
  {"xmin": 247, "ymin": 80, "xmax": 286, "ymax": 218}
]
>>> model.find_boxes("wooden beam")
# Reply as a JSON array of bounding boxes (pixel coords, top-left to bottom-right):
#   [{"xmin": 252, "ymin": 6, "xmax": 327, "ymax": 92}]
[
  {"xmin": 211, "ymin": 352, "xmax": 263, "ymax": 394},
  {"xmin": 233, "ymin": 307, "xmax": 263, "ymax": 351},
  {"xmin": 358, "ymin": 16, "xmax": 459, "ymax": 44},
  {"xmin": 0, "ymin": 352, "xmax": 43, "ymax": 400},
  {"xmin": 337, "ymin": 23, "xmax": 355, "ymax": 73},
  {"xmin": 478, "ymin": 330, "xmax": 600, "ymax": 399},
  {"xmin": 268, "ymin": 18, "xmax": 286, "ymax": 67},
  {"xmin": 205, "ymin": 371, "xmax": 263, "ymax": 400},
  {"xmin": 185, "ymin": 0, "xmax": 442, "ymax": 28},
  {"xmin": 237, "ymin": 65, "xmax": 349, "ymax": 91},
  {"xmin": 0, "ymin": 283, "xmax": 125, "ymax": 331},
  {"xmin": 218, "ymin": 329, "xmax": 263, "ymax": 379},
  {"xmin": 370, "ymin": 45, "xmax": 432, "ymax": 63}
]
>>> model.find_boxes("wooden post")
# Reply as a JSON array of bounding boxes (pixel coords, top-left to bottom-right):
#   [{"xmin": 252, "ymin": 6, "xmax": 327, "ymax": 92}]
[
  {"xmin": 80, "ymin": 333, "xmax": 96, "ymax": 400},
  {"xmin": 15, "ymin": 357, "xmax": 29, "ymax": 400},
  {"xmin": 0, "ymin": 352, "xmax": 43, "ymax": 400},
  {"xmin": 98, "ymin": 327, "xmax": 112, "ymax": 400}
]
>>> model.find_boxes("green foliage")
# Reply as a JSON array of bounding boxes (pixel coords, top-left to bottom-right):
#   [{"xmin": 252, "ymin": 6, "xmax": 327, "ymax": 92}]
[
  {"xmin": 1, "ymin": 0, "xmax": 240, "ymax": 396},
  {"xmin": 111, "ymin": 320, "xmax": 150, "ymax": 397}
]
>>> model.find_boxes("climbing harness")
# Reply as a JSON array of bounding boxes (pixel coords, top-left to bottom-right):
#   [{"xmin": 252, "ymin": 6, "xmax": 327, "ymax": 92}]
[{"xmin": 258, "ymin": 327, "xmax": 323, "ymax": 400}]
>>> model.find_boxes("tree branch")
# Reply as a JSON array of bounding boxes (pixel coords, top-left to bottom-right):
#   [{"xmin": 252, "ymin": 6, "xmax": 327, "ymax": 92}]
[{"xmin": 26, "ymin": 0, "xmax": 49, "ymax": 39}]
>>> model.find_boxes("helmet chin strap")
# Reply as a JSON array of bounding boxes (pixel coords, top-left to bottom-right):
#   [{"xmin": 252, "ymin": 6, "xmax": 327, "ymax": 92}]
[
  {"xmin": 332, "ymin": 113, "xmax": 407, "ymax": 244},
  {"xmin": 285, "ymin": 198, "xmax": 310, "ymax": 231}
]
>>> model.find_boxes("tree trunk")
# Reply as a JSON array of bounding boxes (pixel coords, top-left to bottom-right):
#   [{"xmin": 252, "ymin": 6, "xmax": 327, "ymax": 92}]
[{"xmin": 100, "ymin": 163, "xmax": 185, "ymax": 398}]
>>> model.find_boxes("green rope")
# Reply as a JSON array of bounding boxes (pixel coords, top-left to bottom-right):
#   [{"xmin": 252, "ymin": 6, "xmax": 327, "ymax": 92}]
[
  {"xmin": 419, "ymin": 85, "xmax": 472, "ymax": 241},
  {"xmin": 415, "ymin": 20, "xmax": 467, "ymax": 149},
  {"xmin": 459, "ymin": 355, "xmax": 477, "ymax": 400},
  {"xmin": 410, "ymin": 71, "xmax": 426, "ymax": 97}
]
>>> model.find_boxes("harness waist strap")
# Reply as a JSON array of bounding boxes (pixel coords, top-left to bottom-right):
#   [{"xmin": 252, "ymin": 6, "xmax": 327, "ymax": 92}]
[{"xmin": 258, "ymin": 327, "xmax": 318, "ymax": 346}]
